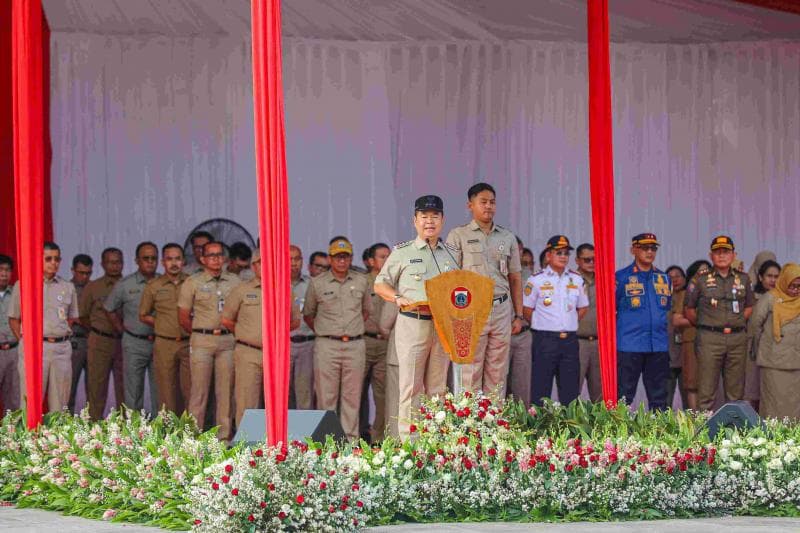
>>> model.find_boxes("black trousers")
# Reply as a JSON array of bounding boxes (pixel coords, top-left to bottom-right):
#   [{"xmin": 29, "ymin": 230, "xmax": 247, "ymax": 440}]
[
  {"xmin": 530, "ymin": 330, "xmax": 579, "ymax": 406},
  {"xmin": 617, "ymin": 350, "xmax": 670, "ymax": 410}
]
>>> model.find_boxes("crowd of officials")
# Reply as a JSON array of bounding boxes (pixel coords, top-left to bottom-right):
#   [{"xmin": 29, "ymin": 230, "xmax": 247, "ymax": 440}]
[{"xmin": 1, "ymin": 182, "xmax": 799, "ymax": 443}]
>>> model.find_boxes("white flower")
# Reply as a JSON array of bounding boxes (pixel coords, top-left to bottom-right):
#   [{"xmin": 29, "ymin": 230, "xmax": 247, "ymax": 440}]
[
  {"xmin": 435, "ymin": 411, "xmax": 447, "ymax": 423},
  {"xmin": 734, "ymin": 448, "xmax": 750, "ymax": 458},
  {"xmin": 403, "ymin": 459, "xmax": 414, "ymax": 470},
  {"xmin": 372, "ymin": 452, "xmax": 385, "ymax": 466},
  {"xmin": 784, "ymin": 451, "xmax": 796, "ymax": 464},
  {"xmin": 719, "ymin": 448, "xmax": 730, "ymax": 460},
  {"xmin": 729, "ymin": 460, "xmax": 743, "ymax": 471},
  {"xmin": 391, "ymin": 455, "xmax": 402, "ymax": 466},
  {"xmin": 484, "ymin": 413, "xmax": 495, "ymax": 423},
  {"xmin": 767, "ymin": 458, "xmax": 783, "ymax": 470}
]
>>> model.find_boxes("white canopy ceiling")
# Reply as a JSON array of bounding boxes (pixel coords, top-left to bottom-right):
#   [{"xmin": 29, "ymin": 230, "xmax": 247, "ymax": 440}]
[{"xmin": 43, "ymin": 0, "xmax": 800, "ymax": 43}]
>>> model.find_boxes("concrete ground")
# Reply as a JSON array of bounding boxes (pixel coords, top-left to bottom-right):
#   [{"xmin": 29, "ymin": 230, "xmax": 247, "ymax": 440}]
[{"xmin": 1, "ymin": 507, "xmax": 799, "ymax": 532}]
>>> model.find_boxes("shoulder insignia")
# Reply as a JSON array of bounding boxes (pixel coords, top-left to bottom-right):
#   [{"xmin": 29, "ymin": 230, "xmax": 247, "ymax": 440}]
[
  {"xmin": 532, "ymin": 269, "xmax": 545, "ymax": 276},
  {"xmin": 445, "ymin": 242, "xmax": 459, "ymax": 251},
  {"xmin": 394, "ymin": 240, "xmax": 413, "ymax": 250},
  {"xmin": 523, "ymin": 282, "xmax": 533, "ymax": 296},
  {"xmin": 568, "ymin": 269, "xmax": 581, "ymax": 276}
]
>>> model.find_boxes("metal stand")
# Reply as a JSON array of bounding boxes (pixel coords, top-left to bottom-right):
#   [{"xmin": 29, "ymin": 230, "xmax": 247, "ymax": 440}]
[{"xmin": 452, "ymin": 362, "xmax": 463, "ymax": 398}]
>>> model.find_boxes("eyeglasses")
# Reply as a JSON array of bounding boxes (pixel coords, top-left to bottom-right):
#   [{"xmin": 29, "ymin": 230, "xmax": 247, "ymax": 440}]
[
  {"xmin": 44, "ymin": 257, "xmax": 62, "ymax": 263},
  {"xmin": 554, "ymin": 250, "xmax": 571, "ymax": 257},
  {"xmin": 139, "ymin": 256, "xmax": 158, "ymax": 262},
  {"xmin": 204, "ymin": 253, "xmax": 224, "ymax": 259},
  {"xmin": 788, "ymin": 283, "xmax": 800, "ymax": 292},
  {"xmin": 73, "ymin": 269, "xmax": 92, "ymax": 276},
  {"xmin": 636, "ymin": 245, "xmax": 659, "ymax": 252},
  {"xmin": 578, "ymin": 256, "xmax": 595, "ymax": 263}
]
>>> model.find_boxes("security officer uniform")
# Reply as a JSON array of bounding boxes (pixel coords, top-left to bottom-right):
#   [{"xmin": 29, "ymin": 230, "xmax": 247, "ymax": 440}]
[
  {"xmin": 178, "ymin": 270, "xmax": 241, "ymax": 441},
  {"xmin": 446, "ymin": 218, "xmax": 521, "ymax": 394},
  {"xmin": 303, "ymin": 239, "xmax": 371, "ymax": 441},
  {"xmin": 80, "ymin": 274, "xmax": 124, "ymax": 420},
  {"xmin": 361, "ymin": 271, "xmax": 388, "ymax": 442},
  {"xmin": 105, "ymin": 271, "xmax": 157, "ymax": 413},
  {"xmin": 523, "ymin": 236, "xmax": 588, "ymax": 406},
  {"xmin": 507, "ymin": 264, "xmax": 533, "ymax": 406},
  {"xmin": 139, "ymin": 272, "xmax": 191, "ymax": 414},
  {"xmin": 615, "ymin": 233, "xmax": 671, "ymax": 410},
  {"xmin": 68, "ymin": 278, "xmax": 89, "ymax": 413},
  {"xmin": 577, "ymin": 267, "xmax": 602, "ymax": 402},
  {"xmin": 0, "ymin": 284, "xmax": 20, "ymax": 412},
  {"xmin": 684, "ymin": 236, "xmax": 754, "ymax": 410},
  {"xmin": 8, "ymin": 275, "xmax": 79, "ymax": 411},
  {"xmin": 290, "ymin": 274, "xmax": 315, "ymax": 409}
]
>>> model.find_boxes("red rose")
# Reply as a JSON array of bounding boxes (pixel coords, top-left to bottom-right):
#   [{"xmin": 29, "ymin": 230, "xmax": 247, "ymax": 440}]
[
  {"xmin": 296, "ymin": 494, "xmax": 305, "ymax": 505},
  {"xmin": 319, "ymin": 481, "xmax": 327, "ymax": 490},
  {"xmin": 221, "ymin": 475, "xmax": 230, "ymax": 484},
  {"xmin": 260, "ymin": 501, "xmax": 267, "ymax": 508},
  {"xmin": 225, "ymin": 464, "xmax": 233, "ymax": 473},
  {"xmin": 255, "ymin": 449, "xmax": 264, "ymax": 457},
  {"xmin": 231, "ymin": 488, "xmax": 239, "ymax": 496},
  {"xmin": 267, "ymin": 483, "xmax": 275, "ymax": 491},
  {"xmin": 409, "ymin": 424, "xmax": 417, "ymax": 433},
  {"xmin": 278, "ymin": 511, "xmax": 287, "ymax": 519},
  {"xmin": 211, "ymin": 482, "xmax": 219, "ymax": 490},
  {"xmin": 248, "ymin": 514, "xmax": 255, "ymax": 522}
]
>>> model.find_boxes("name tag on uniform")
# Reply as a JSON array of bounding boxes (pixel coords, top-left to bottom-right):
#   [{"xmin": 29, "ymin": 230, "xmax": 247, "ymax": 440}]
[
  {"xmin": 410, "ymin": 258, "xmax": 423, "ymax": 264},
  {"xmin": 500, "ymin": 258, "xmax": 508, "ymax": 276},
  {"xmin": 732, "ymin": 301, "xmax": 740, "ymax": 314},
  {"xmin": 245, "ymin": 294, "xmax": 258, "ymax": 300},
  {"xmin": 467, "ymin": 239, "xmax": 479, "ymax": 244},
  {"xmin": 218, "ymin": 299, "xmax": 225, "ymax": 313}
]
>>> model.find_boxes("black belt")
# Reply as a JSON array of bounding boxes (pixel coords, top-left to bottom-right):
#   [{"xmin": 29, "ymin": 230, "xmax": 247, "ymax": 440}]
[
  {"xmin": 400, "ymin": 310, "xmax": 433, "ymax": 321},
  {"xmin": 698, "ymin": 325, "xmax": 745, "ymax": 334},
  {"xmin": 44, "ymin": 335, "xmax": 72, "ymax": 343},
  {"xmin": 319, "ymin": 335, "xmax": 363, "ymax": 342},
  {"xmin": 290, "ymin": 335, "xmax": 316, "ymax": 343},
  {"xmin": 124, "ymin": 329, "xmax": 155, "ymax": 342},
  {"xmin": 493, "ymin": 294, "xmax": 509, "ymax": 305},
  {"xmin": 155, "ymin": 333, "xmax": 190, "ymax": 342},
  {"xmin": 532, "ymin": 330, "xmax": 576, "ymax": 340},
  {"xmin": 72, "ymin": 332, "xmax": 87, "ymax": 339},
  {"xmin": 192, "ymin": 328, "xmax": 232, "ymax": 336},
  {"xmin": 364, "ymin": 332, "xmax": 386, "ymax": 340},
  {"xmin": 578, "ymin": 335, "xmax": 598, "ymax": 341},
  {"xmin": 91, "ymin": 327, "xmax": 121, "ymax": 340},
  {"xmin": 0, "ymin": 341, "xmax": 19, "ymax": 350},
  {"xmin": 236, "ymin": 339, "xmax": 262, "ymax": 350}
]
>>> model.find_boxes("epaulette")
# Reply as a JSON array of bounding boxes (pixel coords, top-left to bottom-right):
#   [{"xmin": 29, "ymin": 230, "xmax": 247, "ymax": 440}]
[
  {"xmin": 445, "ymin": 242, "xmax": 459, "ymax": 251},
  {"xmin": 394, "ymin": 240, "xmax": 413, "ymax": 250},
  {"xmin": 532, "ymin": 269, "xmax": 545, "ymax": 276}
]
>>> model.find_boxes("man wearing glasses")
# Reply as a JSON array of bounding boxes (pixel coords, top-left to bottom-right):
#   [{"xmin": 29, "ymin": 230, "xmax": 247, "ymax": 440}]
[
  {"xmin": 523, "ymin": 235, "xmax": 588, "ymax": 406},
  {"xmin": 615, "ymin": 233, "xmax": 672, "ymax": 410},
  {"xmin": 8, "ymin": 242, "xmax": 79, "ymax": 411},
  {"xmin": 575, "ymin": 243, "xmax": 602, "ymax": 402},
  {"xmin": 104, "ymin": 241, "xmax": 159, "ymax": 414},
  {"xmin": 178, "ymin": 241, "xmax": 241, "ymax": 441},
  {"xmin": 308, "ymin": 252, "xmax": 330, "ymax": 278},
  {"xmin": 289, "ymin": 245, "xmax": 316, "ymax": 409}
]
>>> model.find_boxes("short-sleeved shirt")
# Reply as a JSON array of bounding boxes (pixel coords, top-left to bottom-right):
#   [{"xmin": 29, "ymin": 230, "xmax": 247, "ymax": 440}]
[
  {"xmin": 104, "ymin": 271, "xmax": 154, "ymax": 336},
  {"xmin": 291, "ymin": 275, "xmax": 314, "ymax": 337},
  {"xmin": 577, "ymin": 270, "xmax": 597, "ymax": 337},
  {"xmin": 364, "ymin": 272, "xmax": 387, "ymax": 335},
  {"xmin": 8, "ymin": 276, "xmax": 79, "ymax": 337},
  {"xmin": 303, "ymin": 270, "xmax": 371, "ymax": 337},
  {"xmin": 71, "ymin": 282, "xmax": 89, "ymax": 337},
  {"xmin": 139, "ymin": 273, "xmax": 189, "ymax": 338},
  {"xmin": 222, "ymin": 278, "xmax": 263, "ymax": 347},
  {"xmin": 446, "ymin": 220, "xmax": 521, "ymax": 297},
  {"xmin": 684, "ymin": 269, "xmax": 754, "ymax": 330},
  {"xmin": 0, "ymin": 286, "xmax": 16, "ymax": 343},
  {"xmin": 79, "ymin": 275, "xmax": 121, "ymax": 333},
  {"xmin": 522, "ymin": 267, "xmax": 588, "ymax": 332},
  {"xmin": 668, "ymin": 289, "xmax": 685, "ymax": 367},
  {"xmin": 374, "ymin": 237, "xmax": 461, "ymax": 303},
  {"xmin": 177, "ymin": 271, "xmax": 241, "ymax": 330},
  {"xmin": 615, "ymin": 262, "xmax": 671, "ymax": 353}
]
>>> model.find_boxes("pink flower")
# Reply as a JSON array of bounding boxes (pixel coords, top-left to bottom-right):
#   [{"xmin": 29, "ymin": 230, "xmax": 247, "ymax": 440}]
[{"xmin": 102, "ymin": 509, "xmax": 117, "ymax": 521}]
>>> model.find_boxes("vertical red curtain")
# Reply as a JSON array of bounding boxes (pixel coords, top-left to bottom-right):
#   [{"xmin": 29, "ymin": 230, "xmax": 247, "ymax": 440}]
[
  {"xmin": 587, "ymin": 0, "xmax": 618, "ymax": 407},
  {"xmin": 251, "ymin": 0, "xmax": 291, "ymax": 446},
  {"xmin": 12, "ymin": 0, "xmax": 47, "ymax": 428}
]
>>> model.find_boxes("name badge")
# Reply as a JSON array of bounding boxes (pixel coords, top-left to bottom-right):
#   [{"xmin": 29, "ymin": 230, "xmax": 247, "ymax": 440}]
[
  {"xmin": 732, "ymin": 301, "xmax": 740, "ymax": 314},
  {"xmin": 218, "ymin": 299, "xmax": 225, "ymax": 313},
  {"xmin": 57, "ymin": 307, "xmax": 67, "ymax": 320},
  {"xmin": 500, "ymin": 258, "xmax": 508, "ymax": 276}
]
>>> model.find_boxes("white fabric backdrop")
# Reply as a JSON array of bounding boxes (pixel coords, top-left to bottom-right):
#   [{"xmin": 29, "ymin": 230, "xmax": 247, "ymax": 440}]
[{"xmin": 50, "ymin": 35, "xmax": 800, "ymax": 275}]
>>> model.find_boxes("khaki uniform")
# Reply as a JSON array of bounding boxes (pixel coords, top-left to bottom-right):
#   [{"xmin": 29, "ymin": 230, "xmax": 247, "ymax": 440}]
[
  {"xmin": 446, "ymin": 221, "xmax": 521, "ymax": 394},
  {"xmin": 290, "ymin": 275, "xmax": 315, "ymax": 409},
  {"xmin": 303, "ymin": 270, "xmax": 371, "ymax": 441},
  {"xmin": 743, "ymin": 291, "xmax": 766, "ymax": 403},
  {"xmin": 68, "ymin": 281, "xmax": 89, "ymax": 413},
  {"xmin": 507, "ymin": 267, "xmax": 533, "ymax": 406},
  {"xmin": 0, "ymin": 286, "xmax": 20, "ymax": 412},
  {"xmin": 139, "ymin": 273, "xmax": 191, "ymax": 415},
  {"xmin": 360, "ymin": 272, "xmax": 388, "ymax": 442},
  {"xmin": 79, "ymin": 275, "xmax": 124, "ymax": 420},
  {"xmin": 685, "ymin": 270, "xmax": 754, "ymax": 410},
  {"xmin": 577, "ymin": 270, "xmax": 602, "ymax": 402},
  {"xmin": 666, "ymin": 289, "xmax": 688, "ymax": 409},
  {"xmin": 105, "ymin": 272, "xmax": 157, "ymax": 413},
  {"xmin": 748, "ymin": 293, "xmax": 800, "ymax": 420},
  {"xmin": 178, "ymin": 271, "xmax": 241, "ymax": 441},
  {"xmin": 375, "ymin": 237, "xmax": 460, "ymax": 438},
  {"xmin": 9, "ymin": 276, "xmax": 78, "ymax": 411},
  {"xmin": 380, "ymin": 303, "xmax": 400, "ymax": 439}
]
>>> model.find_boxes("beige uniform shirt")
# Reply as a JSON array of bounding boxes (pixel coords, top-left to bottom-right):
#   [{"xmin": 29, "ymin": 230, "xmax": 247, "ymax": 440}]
[
  {"xmin": 139, "ymin": 273, "xmax": 189, "ymax": 339},
  {"xmin": 375, "ymin": 237, "xmax": 461, "ymax": 303},
  {"xmin": 71, "ymin": 282, "xmax": 89, "ymax": 337},
  {"xmin": 292, "ymin": 275, "xmax": 314, "ymax": 337},
  {"xmin": 104, "ymin": 271, "xmax": 154, "ymax": 336},
  {"xmin": 748, "ymin": 292, "xmax": 800, "ymax": 370},
  {"xmin": 222, "ymin": 278, "xmax": 263, "ymax": 347},
  {"xmin": 8, "ymin": 276, "xmax": 79, "ymax": 337},
  {"xmin": 177, "ymin": 271, "xmax": 241, "ymax": 330},
  {"xmin": 446, "ymin": 220, "xmax": 521, "ymax": 297},
  {"xmin": 79, "ymin": 275, "xmax": 121, "ymax": 333},
  {"xmin": 364, "ymin": 272, "xmax": 387, "ymax": 335},
  {"xmin": 0, "ymin": 286, "xmax": 15, "ymax": 343},
  {"xmin": 577, "ymin": 270, "xmax": 598, "ymax": 337},
  {"xmin": 303, "ymin": 270, "xmax": 371, "ymax": 337}
]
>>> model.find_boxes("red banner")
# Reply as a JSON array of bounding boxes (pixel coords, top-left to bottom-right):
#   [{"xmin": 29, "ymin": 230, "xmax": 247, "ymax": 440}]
[{"xmin": 251, "ymin": 0, "xmax": 291, "ymax": 446}]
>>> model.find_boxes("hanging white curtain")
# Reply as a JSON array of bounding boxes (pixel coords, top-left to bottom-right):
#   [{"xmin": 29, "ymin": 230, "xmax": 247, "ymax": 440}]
[{"xmin": 49, "ymin": 34, "xmax": 800, "ymax": 271}]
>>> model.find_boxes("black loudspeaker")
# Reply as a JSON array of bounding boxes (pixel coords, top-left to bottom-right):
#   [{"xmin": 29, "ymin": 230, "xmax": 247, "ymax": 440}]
[
  {"xmin": 232, "ymin": 409, "xmax": 346, "ymax": 446},
  {"xmin": 705, "ymin": 401, "xmax": 763, "ymax": 440}
]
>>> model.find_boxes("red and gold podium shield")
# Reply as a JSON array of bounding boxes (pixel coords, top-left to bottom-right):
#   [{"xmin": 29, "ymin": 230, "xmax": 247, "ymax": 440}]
[{"xmin": 425, "ymin": 270, "xmax": 494, "ymax": 364}]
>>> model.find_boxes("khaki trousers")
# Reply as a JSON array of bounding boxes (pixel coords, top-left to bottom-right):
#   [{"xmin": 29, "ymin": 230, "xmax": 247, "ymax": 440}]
[
  {"xmin": 578, "ymin": 338, "xmax": 603, "ymax": 402},
  {"xmin": 153, "ymin": 337, "xmax": 191, "ymax": 415},
  {"xmin": 289, "ymin": 340, "xmax": 315, "ymax": 409},
  {"xmin": 314, "ymin": 336, "xmax": 365, "ymax": 441},
  {"xmin": 506, "ymin": 329, "xmax": 532, "ymax": 406},
  {"xmin": 361, "ymin": 336, "xmax": 387, "ymax": 442},
  {"xmin": 695, "ymin": 330, "xmax": 746, "ymax": 411},
  {"xmin": 460, "ymin": 299, "xmax": 512, "ymax": 395},
  {"xmin": 18, "ymin": 339, "xmax": 72, "ymax": 412},
  {"xmin": 87, "ymin": 333, "xmax": 123, "ymax": 420},
  {"xmin": 0, "ymin": 346, "xmax": 20, "ymax": 412},
  {"xmin": 384, "ymin": 329, "xmax": 400, "ymax": 440},
  {"xmin": 189, "ymin": 333, "xmax": 235, "ymax": 441},
  {"xmin": 394, "ymin": 314, "xmax": 450, "ymax": 439},
  {"xmin": 233, "ymin": 343, "xmax": 263, "ymax": 427},
  {"xmin": 68, "ymin": 336, "xmax": 88, "ymax": 413}
]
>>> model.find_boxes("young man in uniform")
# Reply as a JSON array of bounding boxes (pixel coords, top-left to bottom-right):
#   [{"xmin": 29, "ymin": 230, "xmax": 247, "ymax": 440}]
[
  {"xmin": 0, "ymin": 255, "xmax": 20, "ymax": 412},
  {"xmin": 575, "ymin": 243, "xmax": 602, "ymax": 402},
  {"xmin": 68, "ymin": 254, "xmax": 93, "ymax": 413},
  {"xmin": 507, "ymin": 237, "xmax": 533, "ymax": 406}
]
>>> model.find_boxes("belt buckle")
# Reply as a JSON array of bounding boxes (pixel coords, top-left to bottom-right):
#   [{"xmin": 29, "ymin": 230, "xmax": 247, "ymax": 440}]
[
  {"xmin": 47, "ymin": 337, "xmax": 56, "ymax": 343},
  {"xmin": 341, "ymin": 336, "xmax": 350, "ymax": 342},
  {"xmin": 723, "ymin": 327, "xmax": 732, "ymax": 335},
  {"xmin": 0, "ymin": 344, "xmax": 8, "ymax": 350},
  {"xmin": 212, "ymin": 329, "xmax": 221, "ymax": 335},
  {"xmin": 559, "ymin": 332, "xmax": 568, "ymax": 339}
]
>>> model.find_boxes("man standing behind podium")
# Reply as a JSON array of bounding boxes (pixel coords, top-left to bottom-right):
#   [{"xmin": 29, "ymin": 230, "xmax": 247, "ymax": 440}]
[
  {"xmin": 375, "ymin": 195, "xmax": 461, "ymax": 438},
  {"xmin": 446, "ymin": 183, "xmax": 525, "ymax": 395}
]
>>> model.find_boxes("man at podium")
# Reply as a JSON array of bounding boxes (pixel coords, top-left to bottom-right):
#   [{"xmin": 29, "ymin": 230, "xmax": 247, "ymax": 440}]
[{"xmin": 374, "ymin": 195, "xmax": 461, "ymax": 438}]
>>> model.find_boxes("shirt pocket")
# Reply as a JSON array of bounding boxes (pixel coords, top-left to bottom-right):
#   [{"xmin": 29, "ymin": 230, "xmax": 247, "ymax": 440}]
[{"xmin": 465, "ymin": 242, "xmax": 485, "ymax": 271}]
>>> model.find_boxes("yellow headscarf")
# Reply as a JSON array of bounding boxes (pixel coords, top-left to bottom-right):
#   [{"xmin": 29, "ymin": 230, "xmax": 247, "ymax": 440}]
[{"xmin": 770, "ymin": 263, "xmax": 800, "ymax": 342}]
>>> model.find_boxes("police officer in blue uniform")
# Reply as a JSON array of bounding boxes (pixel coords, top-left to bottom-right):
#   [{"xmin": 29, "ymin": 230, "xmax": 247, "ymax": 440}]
[
  {"xmin": 615, "ymin": 233, "xmax": 672, "ymax": 410},
  {"xmin": 523, "ymin": 235, "xmax": 589, "ymax": 406}
]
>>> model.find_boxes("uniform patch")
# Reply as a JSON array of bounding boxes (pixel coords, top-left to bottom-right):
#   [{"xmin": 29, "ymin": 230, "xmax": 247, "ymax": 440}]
[
  {"xmin": 245, "ymin": 294, "xmax": 258, "ymax": 300},
  {"xmin": 625, "ymin": 283, "xmax": 644, "ymax": 296},
  {"xmin": 631, "ymin": 296, "xmax": 641, "ymax": 308},
  {"xmin": 394, "ymin": 240, "xmax": 413, "ymax": 249},
  {"xmin": 322, "ymin": 291, "xmax": 334, "ymax": 296},
  {"xmin": 410, "ymin": 258, "xmax": 423, "ymax": 264},
  {"xmin": 523, "ymin": 282, "xmax": 533, "ymax": 296},
  {"xmin": 467, "ymin": 239, "xmax": 480, "ymax": 244}
]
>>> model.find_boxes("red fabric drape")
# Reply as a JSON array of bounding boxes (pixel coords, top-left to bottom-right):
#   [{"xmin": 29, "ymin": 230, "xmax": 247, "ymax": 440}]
[
  {"xmin": 587, "ymin": 0, "xmax": 618, "ymax": 407},
  {"xmin": 12, "ymin": 0, "xmax": 47, "ymax": 428},
  {"xmin": 251, "ymin": 0, "xmax": 291, "ymax": 446}
]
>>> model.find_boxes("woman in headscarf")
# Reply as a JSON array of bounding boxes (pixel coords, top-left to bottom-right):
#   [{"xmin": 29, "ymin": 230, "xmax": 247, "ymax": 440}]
[
  {"xmin": 748, "ymin": 250, "xmax": 777, "ymax": 289},
  {"xmin": 747, "ymin": 263, "xmax": 800, "ymax": 420},
  {"xmin": 744, "ymin": 259, "xmax": 782, "ymax": 412}
]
